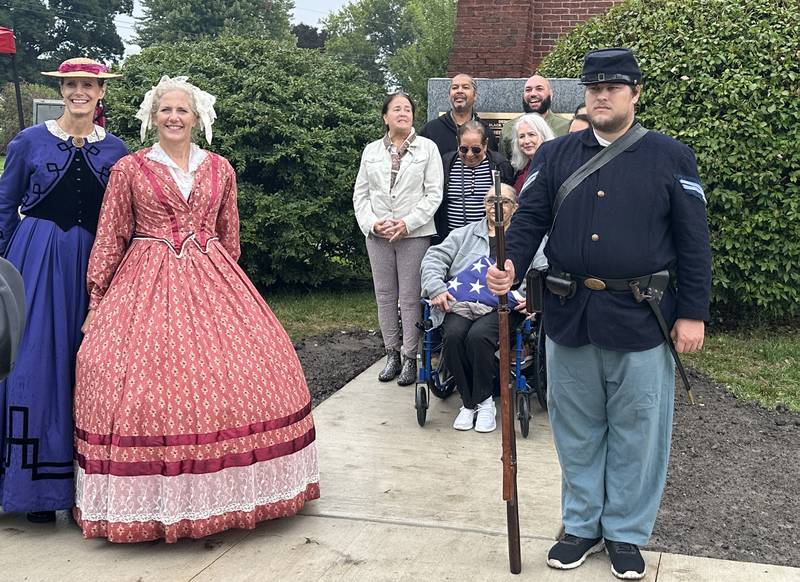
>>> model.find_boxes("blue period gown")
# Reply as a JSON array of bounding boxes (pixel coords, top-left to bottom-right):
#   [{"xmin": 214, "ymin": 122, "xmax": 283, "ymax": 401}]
[{"xmin": 0, "ymin": 120, "xmax": 127, "ymax": 513}]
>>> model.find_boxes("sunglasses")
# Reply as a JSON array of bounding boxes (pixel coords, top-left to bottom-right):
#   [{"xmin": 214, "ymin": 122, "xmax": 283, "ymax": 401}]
[{"xmin": 458, "ymin": 145, "xmax": 484, "ymax": 155}]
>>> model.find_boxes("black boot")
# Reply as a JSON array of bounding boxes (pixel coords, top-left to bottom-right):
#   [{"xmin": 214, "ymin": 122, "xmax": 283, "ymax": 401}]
[
  {"xmin": 378, "ymin": 349, "xmax": 401, "ymax": 382},
  {"xmin": 27, "ymin": 511, "xmax": 56, "ymax": 523},
  {"xmin": 396, "ymin": 356, "xmax": 417, "ymax": 386}
]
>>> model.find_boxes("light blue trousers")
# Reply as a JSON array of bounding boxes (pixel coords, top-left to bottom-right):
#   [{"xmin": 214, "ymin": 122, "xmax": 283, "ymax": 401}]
[{"xmin": 546, "ymin": 338, "xmax": 675, "ymax": 546}]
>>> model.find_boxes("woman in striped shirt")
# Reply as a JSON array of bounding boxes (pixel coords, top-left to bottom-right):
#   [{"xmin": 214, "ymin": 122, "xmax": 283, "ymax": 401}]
[{"xmin": 434, "ymin": 121, "xmax": 514, "ymax": 242}]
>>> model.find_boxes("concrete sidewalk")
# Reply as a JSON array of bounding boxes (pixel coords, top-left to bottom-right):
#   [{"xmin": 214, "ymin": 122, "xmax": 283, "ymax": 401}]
[{"xmin": 1, "ymin": 360, "xmax": 798, "ymax": 581}]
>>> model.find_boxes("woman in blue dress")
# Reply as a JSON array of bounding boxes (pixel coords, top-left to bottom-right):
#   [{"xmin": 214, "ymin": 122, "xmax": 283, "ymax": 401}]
[{"xmin": 0, "ymin": 58, "xmax": 127, "ymax": 523}]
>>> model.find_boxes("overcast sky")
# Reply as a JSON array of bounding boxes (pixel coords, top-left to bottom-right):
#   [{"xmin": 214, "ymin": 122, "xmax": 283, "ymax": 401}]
[{"xmin": 116, "ymin": 0, "xmax": 350, "ymax": 57}]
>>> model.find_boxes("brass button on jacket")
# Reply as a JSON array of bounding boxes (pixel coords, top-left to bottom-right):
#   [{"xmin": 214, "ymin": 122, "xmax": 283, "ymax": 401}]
[
  {"xmin": 591, "ymin": 233, "xmax": 600, "ymax": 241},
  {"xmin": 597, "ymin": 190, "xmax": 605, "ymax": 197}
]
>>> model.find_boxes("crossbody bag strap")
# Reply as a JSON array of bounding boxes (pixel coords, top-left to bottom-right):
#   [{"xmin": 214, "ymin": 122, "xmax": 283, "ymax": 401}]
[{"xmin": 550, "ymin": 123, "xmax": 648, "ymax": 232}]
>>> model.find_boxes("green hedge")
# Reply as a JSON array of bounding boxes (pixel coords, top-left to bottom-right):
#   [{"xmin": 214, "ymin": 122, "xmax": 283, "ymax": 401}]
[
  {"xmin": 105, "ymin": 36, "xmax": 382, "ymax": 289},
  {"xmin": 0, "ymin": 82, "xmax": 60, "ymax": 153},
  {"xmin": 538, "ymin": 0, "xmax": 800, "ymax": 320}
]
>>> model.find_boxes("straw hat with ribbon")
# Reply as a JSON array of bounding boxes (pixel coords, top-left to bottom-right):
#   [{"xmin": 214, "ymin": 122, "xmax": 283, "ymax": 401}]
[{"xmin": 41, "ymin": 57, "xmax": 122, "ymax": 79}]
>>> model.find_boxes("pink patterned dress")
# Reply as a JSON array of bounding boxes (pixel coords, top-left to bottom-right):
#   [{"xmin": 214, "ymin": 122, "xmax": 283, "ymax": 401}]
[{"xmin": 73, "ymin": 149, "xmax": 319, "ymax": 543}]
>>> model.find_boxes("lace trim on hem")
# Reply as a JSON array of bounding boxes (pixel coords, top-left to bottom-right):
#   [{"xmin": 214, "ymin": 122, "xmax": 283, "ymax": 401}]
[{"xmin": 75, "ymin": 474, "xmax": 319, "ymax": 525}]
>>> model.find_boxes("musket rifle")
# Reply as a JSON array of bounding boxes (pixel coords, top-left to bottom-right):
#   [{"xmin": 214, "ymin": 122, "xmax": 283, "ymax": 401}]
[{"xmin": 492, "ymin": 170, "xmax": 522, "ymax": 574}]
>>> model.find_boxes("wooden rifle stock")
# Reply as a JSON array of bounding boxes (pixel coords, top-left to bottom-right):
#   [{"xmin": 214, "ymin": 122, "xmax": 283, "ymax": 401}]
[{"xmin": 492, "ymin": 171, "xmax": 522, "ymax": 574}]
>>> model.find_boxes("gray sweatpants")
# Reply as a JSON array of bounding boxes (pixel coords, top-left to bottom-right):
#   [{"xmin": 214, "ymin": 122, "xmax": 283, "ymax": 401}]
[{"xmin": 366, "ymin": 234, "xmax": 429, "ymax": 359}]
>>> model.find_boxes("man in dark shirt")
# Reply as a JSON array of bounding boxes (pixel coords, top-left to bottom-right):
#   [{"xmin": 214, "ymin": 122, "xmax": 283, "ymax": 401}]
[
  {"xmin": 420, "ymin": 73, "xmax": 498, "ymax": 156},
  {"xmin": 487, "ymin": 48, "xmax": 711, "ymax": 580}
]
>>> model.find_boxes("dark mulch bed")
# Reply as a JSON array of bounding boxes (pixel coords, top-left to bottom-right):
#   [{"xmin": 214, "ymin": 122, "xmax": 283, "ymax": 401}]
[
  {"xmin": 294, "ymin": 328, "xmax": 385, "ymax": 407},
  {"xmin": 296, "ymin": 330, "xmax": 800, "ymax": 568},
  {"xmin": 651, "ymin": 368, "xmax": 800, "ymax": 568}
]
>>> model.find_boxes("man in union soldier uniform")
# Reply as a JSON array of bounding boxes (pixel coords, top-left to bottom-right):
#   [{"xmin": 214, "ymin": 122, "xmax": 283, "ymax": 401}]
[{"xmin": 487, "ymin": 47, "xmax": 711, "ymax": 580}]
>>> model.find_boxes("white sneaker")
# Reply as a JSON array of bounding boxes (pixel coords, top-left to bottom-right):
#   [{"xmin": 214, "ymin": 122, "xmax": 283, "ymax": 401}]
[
  {"xmin": 453, "ymin": 406, "xmax": 476, "ymax": 430},
  {"xmin": 474, "ymin": 397, "xmax": 496, "ymax": 433}
]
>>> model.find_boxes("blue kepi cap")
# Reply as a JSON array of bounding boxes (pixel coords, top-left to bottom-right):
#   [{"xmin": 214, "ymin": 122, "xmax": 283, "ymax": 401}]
[{"xmin": 580, "ymin": 48, "xmax": 642, "ymax": 86}]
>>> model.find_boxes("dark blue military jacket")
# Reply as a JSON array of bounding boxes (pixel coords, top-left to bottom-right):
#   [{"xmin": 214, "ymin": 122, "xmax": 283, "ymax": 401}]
[{"xmin": 506, "ymin": 125, "xmax": 711, "ymax": 352}]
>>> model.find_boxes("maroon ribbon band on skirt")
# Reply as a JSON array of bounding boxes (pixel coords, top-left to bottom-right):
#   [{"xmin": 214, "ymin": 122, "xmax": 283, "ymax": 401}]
[
  {"xmin": 75, "ymin": 401, "xmax": 312, "ymax": 448},
  {"xmin": 76, "ymin": 427, "xmax": 316, "ymax": 476}
]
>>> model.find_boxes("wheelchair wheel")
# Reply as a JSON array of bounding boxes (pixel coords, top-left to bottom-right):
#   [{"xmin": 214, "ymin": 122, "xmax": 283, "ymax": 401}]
[
  {"xmin": 415, "ymin": 384, "xmax": 428, "ymax": 427},
  {"xmin": 517, "ymin": 392, "xmax": 531, "ymax": 438},
  {"xmin": 428, "ymin": 350, "xmax": 456, "ymax": 399},
  {"xmin": 534, "ymin": 321, "xmax": 548, "ymax": 411}
]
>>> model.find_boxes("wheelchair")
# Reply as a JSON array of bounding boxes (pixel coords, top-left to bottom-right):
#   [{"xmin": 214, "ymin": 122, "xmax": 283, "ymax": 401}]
[
  {"xmin": 511, "ymin": 312, "xmax": 547, "ymax": 438},
  {"xmin": 413, "ymin": 270, "xmax": 548, "ymax": 437},
  {"xmin": 414, "ymin": 301, "xmax": 456, "ymax": 427}
]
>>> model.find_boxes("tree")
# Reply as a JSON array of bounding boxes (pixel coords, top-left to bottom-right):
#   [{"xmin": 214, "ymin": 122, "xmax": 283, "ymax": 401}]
[
  {"xmin": 136, "ymin": 0, "xmax": 294, "ymax": 48},
  {"xmin": 323, "ymin": 0, "xmax": 455, "ymax": 122},
  {"xmin": 49, "ymin": 0, "xmax": 133, "ymax": 63},
  {"xmin": 106, "ymin": 36, "xmax": 382, "ymax": 289},
  {"xmin": 0, "ymin": 1, "xmax": 56, "ymax": 82},
  {"xmin": 538, "ymin": 0, "xmax": 800, "ymax": 319},
  {"xmin": 388, "ymin": 0, "xmax": 457, "ymax": 124},
  {"xmin": 323, "ymin": 0, "xmax": 413, "ymax": 87},
  {"xmin": 0, "ymin": 0, "xmax": 131, "ymax": 83},
  {"xmin": 0, "ymin": 81, "xmax": 59, "ymax": 151},
  {"xmin": 292, "ymin": 23, "xmax": 326, "ymax": 50}
]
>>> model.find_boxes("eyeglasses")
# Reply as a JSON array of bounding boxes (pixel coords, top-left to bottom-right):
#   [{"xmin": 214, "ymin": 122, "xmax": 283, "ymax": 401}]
[
  {"xmin": 458, "ymin": 145, "xmax": 484, "ymax": 155},
  {"xmin": 484, "ymin": 197, "xmax": 516, "ymax": 207}
]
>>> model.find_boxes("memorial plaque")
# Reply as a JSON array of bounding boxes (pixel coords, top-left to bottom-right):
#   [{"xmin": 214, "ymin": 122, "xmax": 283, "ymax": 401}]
[
  {"xmin": 427, "ymin": 77, "xmax": 584, "ymax": 123},
  {"xmin": 33, "ymin": 99, "xmax": 65, "ymax": 125}
]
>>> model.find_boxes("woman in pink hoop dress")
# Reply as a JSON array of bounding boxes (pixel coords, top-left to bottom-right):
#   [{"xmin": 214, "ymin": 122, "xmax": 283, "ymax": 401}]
[{"xmin": 73, "ymin": 76, "xmax": 319, "ymax": 543}]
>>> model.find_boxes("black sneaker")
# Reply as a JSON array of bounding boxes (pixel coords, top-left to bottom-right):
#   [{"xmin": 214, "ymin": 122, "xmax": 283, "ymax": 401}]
[
  {"xmin": 605, "ymin": 539, "xmax": 646, "ymax": 580},
  {"xmin": 26, "ymin": 511, "xmax": 56, "ymax": 523},
  {"xmin": 546, "ymin": 534, "xmax": 604, "ymax": 569}
]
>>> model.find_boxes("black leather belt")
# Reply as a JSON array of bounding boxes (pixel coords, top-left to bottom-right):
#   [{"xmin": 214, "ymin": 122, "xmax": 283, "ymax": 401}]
[
  {"xmin": 564, "ymin": 271, "xmax": 663, "ymax": 293},
  {"xmin": 547, "ymin": 265, "xmax": 671, "ymax": 299},
  {"xmin": 545, "ymin": 264, "xmax": 695, "ymax": 404}
]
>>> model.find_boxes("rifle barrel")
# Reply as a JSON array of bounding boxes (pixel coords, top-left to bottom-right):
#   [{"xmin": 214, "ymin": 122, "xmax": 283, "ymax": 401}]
[{"xmin": 493, "ymin": 170, "xmax": 521, "ymax": 574}]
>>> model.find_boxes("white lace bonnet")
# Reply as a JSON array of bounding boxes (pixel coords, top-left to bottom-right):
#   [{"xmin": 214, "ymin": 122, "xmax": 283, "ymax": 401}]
[{"xmin": 135, "ymin": 75, "xmax": 217, "ymax": 144}]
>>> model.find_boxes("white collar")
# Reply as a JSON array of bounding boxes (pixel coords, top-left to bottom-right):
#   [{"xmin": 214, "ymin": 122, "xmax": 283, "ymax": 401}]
[
  {"xmin": 45, "ymin": 119, "xmax": 106, "ymax": 143},
  {"xmin": 147, "ymin": 142, "xmax": 207, "ymax": 174},
  {"xmin": 592, "ymin": 129, "xmax": 611, "ymax": 147}
]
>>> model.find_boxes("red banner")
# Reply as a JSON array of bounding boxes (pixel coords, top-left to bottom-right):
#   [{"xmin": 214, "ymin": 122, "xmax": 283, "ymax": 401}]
[{"xmin": 0, "ymin": 27, "xmax": 16, "ymax": 55}]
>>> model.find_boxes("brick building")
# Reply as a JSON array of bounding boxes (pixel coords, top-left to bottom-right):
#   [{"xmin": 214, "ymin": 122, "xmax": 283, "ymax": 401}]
[{"xmin": 447, "ymin": 0, "xmax": 623, "ymax": 77}]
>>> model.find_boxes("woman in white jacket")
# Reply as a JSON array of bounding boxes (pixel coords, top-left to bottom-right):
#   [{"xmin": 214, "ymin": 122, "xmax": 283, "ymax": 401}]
[{"xmin": 353, "ymin": 92, "xmax": 444, "ymax": 385}]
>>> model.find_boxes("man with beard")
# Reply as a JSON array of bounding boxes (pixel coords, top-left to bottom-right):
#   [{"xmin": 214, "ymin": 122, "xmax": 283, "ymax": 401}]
[
  {"xmin": 486, "ymin": 48, "xmax": 711, "ymax": 580},
  {"xmin": 420, "ymin": 73, "xmax": 498, "ymax": 155},
  {"xmin": 500, "ymin": 74, "xmax": 571, "ymax": 159}
]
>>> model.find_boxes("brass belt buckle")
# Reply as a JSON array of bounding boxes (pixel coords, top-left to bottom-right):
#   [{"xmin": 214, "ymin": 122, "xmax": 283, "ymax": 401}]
[{"xmin": 584, "ymin": 277, "xmax": 606, "ymax": 291}]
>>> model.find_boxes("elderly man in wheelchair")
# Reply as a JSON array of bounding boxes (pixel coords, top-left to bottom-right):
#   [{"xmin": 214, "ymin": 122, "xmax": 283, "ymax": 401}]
[{"xmin": 420, "ymin": 184, "xmax": 528, "ymax": 432}]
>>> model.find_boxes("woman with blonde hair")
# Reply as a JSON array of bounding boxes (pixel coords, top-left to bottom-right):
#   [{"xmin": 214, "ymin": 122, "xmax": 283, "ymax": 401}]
[{"xmin": 73, "ymin": 76, "xmax": 319, "ymax": 542}]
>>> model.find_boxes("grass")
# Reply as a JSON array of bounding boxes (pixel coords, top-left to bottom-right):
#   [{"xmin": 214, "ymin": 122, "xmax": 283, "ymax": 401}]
[
  {"xmin": 267, "ymin": 289, "xmax": 800, "ymax": 412},
  {"xmin": 684, "ymin": 328, "xmax": 800, "ymax": 412},
  {"xmin": 264, "ymin": 289, "xmax": 800, "ymax": 412},
  {"xmin": 264, "ymin": 288, "xmax": 378, "ymax": 340}
]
